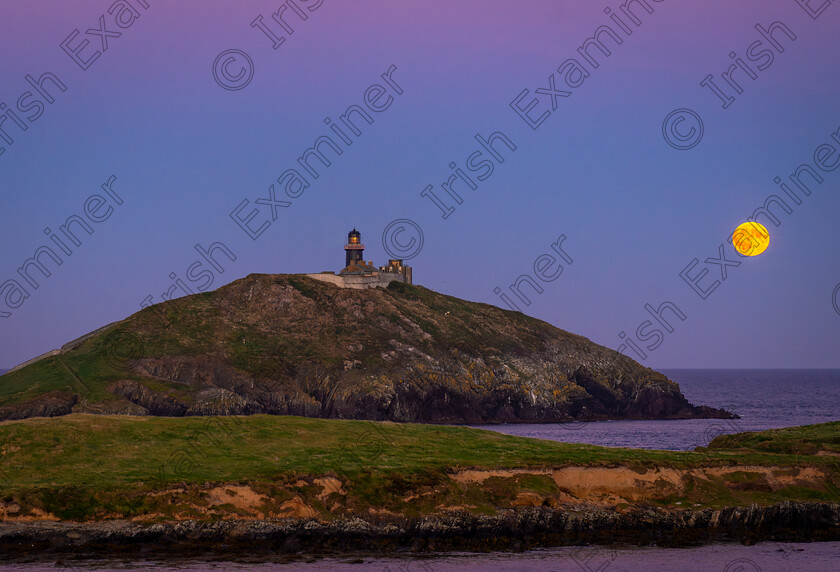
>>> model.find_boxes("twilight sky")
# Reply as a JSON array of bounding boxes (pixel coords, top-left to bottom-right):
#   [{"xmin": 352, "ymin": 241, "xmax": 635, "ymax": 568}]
[{"xmin": 1, "ymin": 0, "xmax": 838, "ymax": 370}]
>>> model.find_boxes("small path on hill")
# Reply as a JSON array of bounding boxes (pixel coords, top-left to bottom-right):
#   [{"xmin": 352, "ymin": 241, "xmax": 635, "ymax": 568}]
[{"xmin": 57, "ymin": 356, "xmax": 90, "ymax": 398}]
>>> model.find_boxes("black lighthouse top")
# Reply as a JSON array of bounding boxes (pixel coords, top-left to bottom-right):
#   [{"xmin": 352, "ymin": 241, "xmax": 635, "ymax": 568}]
[{"xmin": 344, "ymin": 228, "xmax": 365, "ymax": 267}]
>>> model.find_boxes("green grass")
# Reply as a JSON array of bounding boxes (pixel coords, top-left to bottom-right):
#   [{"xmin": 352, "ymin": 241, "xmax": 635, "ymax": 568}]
[
  {"xmin": 1, "ymin": 415, "xmax": 839, "ymax": 521},
  {"xmin": 0, "ymin": 414, "xmax": 693, "ymax": 489},
  {"xmin": 0, "ymin": 357, "xmax": 80, "ymax": 405},
  {"xmin": 707, "ymin": 421, "xmax": 840, "ymax": 455},
  {"xmin": 0, "ymin": 298, "xmax": 224, "ymax": 407}
]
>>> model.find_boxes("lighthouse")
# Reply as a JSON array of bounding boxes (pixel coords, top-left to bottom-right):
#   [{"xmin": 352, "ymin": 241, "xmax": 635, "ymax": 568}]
[
  {"xmin": 344, "ymin": 228, "xmax": 365, "ymax": 267},
  {"xmin": 307, "ymin": 228, "xmax": 412, "ymax": 289}
]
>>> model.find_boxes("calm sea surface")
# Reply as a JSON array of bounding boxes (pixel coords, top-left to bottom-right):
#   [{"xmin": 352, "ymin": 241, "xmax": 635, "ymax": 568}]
[{"xmin": 3, "ymin": 370, "xmax": 839, "ymax": 571}]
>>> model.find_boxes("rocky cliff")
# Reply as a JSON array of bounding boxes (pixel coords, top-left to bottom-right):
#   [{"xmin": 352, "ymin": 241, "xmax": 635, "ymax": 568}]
[{"xmin": 0, "ymin": 274, "xmax": 733, "ymax": 422}]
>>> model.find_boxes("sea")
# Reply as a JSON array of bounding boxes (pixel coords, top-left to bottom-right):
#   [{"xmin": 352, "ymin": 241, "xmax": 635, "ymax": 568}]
[
  {"xmin": 477, "ymin": 369, "xmax": 840, "ymax": 451},
  {"xmin": 3, "ymin": 369, "xmax": 840, "ymax": 571}
]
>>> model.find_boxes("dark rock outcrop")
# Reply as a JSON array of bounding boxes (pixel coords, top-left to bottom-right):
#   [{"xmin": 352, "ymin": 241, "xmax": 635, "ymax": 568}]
[
  {"xmin": 0, "ymin": 391, "xmax": 77, "ymax": 421},
  {"xmin": 0, "ymin": 502, "xmax": 837, "ymax": 560},
  {"xmin": 111, "ymin": 380, "xmax": 187, "ymax": 417}
]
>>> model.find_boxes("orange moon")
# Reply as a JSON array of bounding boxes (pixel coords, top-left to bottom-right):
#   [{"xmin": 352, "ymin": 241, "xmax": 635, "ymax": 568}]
[{"xmin": 732, "ymin": 222, "xmax": 770, "ymax": 256}]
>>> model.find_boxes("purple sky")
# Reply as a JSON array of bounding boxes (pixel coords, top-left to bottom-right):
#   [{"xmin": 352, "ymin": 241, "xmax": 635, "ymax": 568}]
[{"xmin": 1, "ymin": 0, "xmax": 839, "ymax": 370}]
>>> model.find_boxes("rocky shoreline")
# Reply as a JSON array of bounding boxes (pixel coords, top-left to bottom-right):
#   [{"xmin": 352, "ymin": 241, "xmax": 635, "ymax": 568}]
[
  {"xmin": 2, "ymin": 503, "xmax": 839, "ymax": 560},
  {"xmin": 0, "ymin": 388, "xmax": 735, "ymax": 423}
]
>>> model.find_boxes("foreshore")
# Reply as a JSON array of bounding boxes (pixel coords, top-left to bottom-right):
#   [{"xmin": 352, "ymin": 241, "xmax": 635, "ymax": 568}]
[{"xmin": 3, "ymin": 503, "xmax": 840, "ymax": 561}]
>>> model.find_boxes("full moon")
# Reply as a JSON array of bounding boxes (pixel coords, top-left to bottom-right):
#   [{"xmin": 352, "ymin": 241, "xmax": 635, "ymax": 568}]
[{"xmin": 732, "ymin": 221, "xmax": 770, "ymax": 256}]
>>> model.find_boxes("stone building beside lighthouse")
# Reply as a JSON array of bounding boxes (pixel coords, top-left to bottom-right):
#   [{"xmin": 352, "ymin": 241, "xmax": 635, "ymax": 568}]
[{"xmin": 307, "ymin": 229, "xmax": 413, "ymax": 289}]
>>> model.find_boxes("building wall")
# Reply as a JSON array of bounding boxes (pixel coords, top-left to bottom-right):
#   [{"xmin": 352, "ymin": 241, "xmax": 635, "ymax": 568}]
[
  {"xmin": 8, "ymin": 348, "xmax": 62, "ymax": 373},
  {"xmin": 305, "ymin": 272, "xmax": 408, "ymax": 290}
]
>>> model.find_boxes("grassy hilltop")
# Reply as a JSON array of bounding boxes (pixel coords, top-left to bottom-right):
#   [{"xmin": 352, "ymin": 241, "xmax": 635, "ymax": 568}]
[{"xmin": 0, "ymin": 274, "xmax": 730, "ymax": 424}]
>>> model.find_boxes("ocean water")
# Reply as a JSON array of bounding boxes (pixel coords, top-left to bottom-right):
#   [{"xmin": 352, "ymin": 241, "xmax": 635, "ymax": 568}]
[
  {"xmin": 474, "ymin": 369, "xmax": 840, "ymax": 450},
  {"xmin": 3, "ymin": 370, "xmax": 839, "ymax": 571}
]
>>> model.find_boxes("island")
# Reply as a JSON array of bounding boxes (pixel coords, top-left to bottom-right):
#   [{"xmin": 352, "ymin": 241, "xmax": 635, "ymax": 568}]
[{"xmin": 0, "ymin": 230, "xmax": 732, "ymax": 424}]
